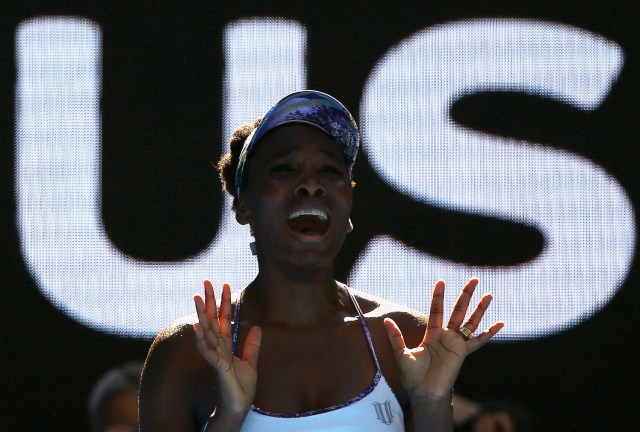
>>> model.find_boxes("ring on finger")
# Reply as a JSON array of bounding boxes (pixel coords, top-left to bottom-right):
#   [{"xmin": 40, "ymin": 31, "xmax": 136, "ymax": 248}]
[{"xmin": 458, "ymin": 326, "xmax": 474, "ymax": 340}]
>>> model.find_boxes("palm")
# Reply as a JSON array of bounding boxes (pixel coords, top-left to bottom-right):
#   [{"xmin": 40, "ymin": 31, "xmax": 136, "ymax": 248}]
[
  {"xmin": 203, "ymin": 332, "xmax": 258, "ymax": 410},
  {"xmin": 384, "ymin": 279, "xmax": 503, "ymax": 398}
]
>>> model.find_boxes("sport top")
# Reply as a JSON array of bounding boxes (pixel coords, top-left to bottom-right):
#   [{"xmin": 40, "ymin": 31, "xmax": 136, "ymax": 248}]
[{"xmin": 203, "ymin": 289, "xmax": 405, "ymax": 432}]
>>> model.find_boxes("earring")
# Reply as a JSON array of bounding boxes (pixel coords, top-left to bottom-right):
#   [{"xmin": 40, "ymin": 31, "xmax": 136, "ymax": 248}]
[
  {"xmin": 347, "ymin": 218, "xmax": 354, "ymax": 233},
  {"xmin": 248, "ymin": 224, "xmax": 257, "ymax": 255}
]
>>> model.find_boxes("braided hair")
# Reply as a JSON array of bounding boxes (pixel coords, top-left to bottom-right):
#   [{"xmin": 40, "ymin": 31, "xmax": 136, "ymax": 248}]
[{"xmin": 216, "ymin": 118, "xmax": 261, "ymax": 199}]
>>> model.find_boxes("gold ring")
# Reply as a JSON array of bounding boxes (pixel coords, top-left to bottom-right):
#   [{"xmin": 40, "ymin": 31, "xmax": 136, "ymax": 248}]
[{"xmin": 458, "ymin": 326, "xmax": 474, "ymax": 340}]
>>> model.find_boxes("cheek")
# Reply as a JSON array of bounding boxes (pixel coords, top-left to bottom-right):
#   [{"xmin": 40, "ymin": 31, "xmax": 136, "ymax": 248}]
[
  {"xmin": 245, "ymin": 196, "xmax": 284, "ymax": 234},
  {"xmin": 338, "ymin": 186, "xmax": 354, "ymax": 214},
  {"xmin": 247, "ymin": 173, "xmax": 292, "ymax": 198}
]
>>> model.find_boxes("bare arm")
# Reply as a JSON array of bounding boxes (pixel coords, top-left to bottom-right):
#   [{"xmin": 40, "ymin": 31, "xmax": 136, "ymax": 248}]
[
  {"xmin": 139, "ymin": 323, "xmax": 202, "ymax": 431},
  {"xmin": 140, "ymin": 281, "xmax": 261, "ymax": 432}
]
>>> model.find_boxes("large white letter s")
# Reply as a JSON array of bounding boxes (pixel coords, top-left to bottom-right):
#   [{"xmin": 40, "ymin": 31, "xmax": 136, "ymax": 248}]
[{"xmin": 352, "ymin": 19, "xmax": 634, "ymax": 339}]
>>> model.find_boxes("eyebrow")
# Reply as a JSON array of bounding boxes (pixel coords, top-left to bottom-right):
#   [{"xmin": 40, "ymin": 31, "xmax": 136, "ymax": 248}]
[
  {"xmin": 267, "ymin": 147, "xmax": 296, "ymax": 160},
  {"xmin": 319, "ymin": 149, "xmax": 344, "ymax": 163},
  {"xmin": 265, "ymin": 146, "xmax": 344, "ymax": 163}
]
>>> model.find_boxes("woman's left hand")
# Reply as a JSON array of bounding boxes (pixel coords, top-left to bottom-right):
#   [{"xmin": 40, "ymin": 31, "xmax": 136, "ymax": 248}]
[{"xmin": 384, "ymin": 278, "xmax": 504, "ymax": 400}]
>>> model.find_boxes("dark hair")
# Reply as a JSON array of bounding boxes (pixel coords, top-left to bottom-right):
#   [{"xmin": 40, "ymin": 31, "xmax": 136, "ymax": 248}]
[
  {"xmin": 87, "ymin": 361, "xmax": 143, "ymax": 432},
  {"xmin": 216, "ymin": 118, "xmax": 261, "ymax": 199}
]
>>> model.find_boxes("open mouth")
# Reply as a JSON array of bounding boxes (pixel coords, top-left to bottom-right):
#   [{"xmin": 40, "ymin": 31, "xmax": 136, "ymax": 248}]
[{"xmin": 286, "ymin": 209, "xmax": 330, "ymax": 239}]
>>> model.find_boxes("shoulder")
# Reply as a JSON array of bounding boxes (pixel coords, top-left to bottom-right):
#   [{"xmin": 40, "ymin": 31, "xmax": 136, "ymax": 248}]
[
  {"xmin": 140, "ymin": 314, "xmax": 215, "ymax": 430},
  {"xmin": 346, "ymin": 285, "xmax": 427, "ymax": 346},
  {"xmin": 145, "ymin": 290, "xmax": 238, "ymax": 365},
  {"xmin": 141, "ymin": 314, "xmax": 202, "ymax": 394},
  {"xmin": 146, "ymin": 313, "xmax": 199, "ymax": 365}
]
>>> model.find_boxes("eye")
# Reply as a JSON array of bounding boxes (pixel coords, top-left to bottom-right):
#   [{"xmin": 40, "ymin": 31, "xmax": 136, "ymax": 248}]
[
  {"xmin": 270, "ymin": 163, "xmax": 295, "ymax": 173},
  {"xmin": 321, "ymin": 164, "xmax": 345, "ymax": 176}
]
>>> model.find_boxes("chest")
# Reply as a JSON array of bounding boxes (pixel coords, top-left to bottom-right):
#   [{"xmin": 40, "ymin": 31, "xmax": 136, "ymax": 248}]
[
  {"xmin": 244, "ymin": 320, "xmax": 381, "ymax": 413},
  {"xmin": 193, "ymin": 316, "xmax": 408, "ymax": 426}
]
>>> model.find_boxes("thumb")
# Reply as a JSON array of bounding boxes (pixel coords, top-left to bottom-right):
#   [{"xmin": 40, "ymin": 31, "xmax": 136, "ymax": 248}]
[{"xmin": 242, "ymin": 325, "xmax": 262, "ymax": 368}]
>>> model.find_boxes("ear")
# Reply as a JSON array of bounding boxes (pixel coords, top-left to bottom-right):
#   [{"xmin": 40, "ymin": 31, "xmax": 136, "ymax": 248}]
[{"xmin": 234, "ymin": 196, "xmax": 252, "ymax": 225}]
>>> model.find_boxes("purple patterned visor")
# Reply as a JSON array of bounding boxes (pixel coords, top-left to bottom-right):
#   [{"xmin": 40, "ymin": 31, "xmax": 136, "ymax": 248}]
[{"xmin": 234, "ymin": 90, "xmax": 360, "ymax": 197}]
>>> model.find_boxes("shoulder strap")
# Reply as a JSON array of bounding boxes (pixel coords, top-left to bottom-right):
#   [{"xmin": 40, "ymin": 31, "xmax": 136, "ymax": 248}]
[
  {"xmin": 231, "ymin": 290, "xmax": 243, "ymax": 355},
  {"xmin": 347, "ymin": 289, "xmax": 383, "ymax": 373}
]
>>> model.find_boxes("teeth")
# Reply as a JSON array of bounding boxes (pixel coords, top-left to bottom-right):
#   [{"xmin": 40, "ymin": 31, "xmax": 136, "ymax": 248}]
[{"xmin": 287, "ymin": 209, "xmax": 328, "ymax": 222}]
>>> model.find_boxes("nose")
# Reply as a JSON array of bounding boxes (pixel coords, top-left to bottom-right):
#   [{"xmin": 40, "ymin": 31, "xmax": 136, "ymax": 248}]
[{"xmin": 294, "ymin": 177, "xmax": 325, "ymax": 197}]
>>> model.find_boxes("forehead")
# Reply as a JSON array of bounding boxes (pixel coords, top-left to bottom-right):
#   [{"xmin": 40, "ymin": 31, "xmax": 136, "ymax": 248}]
[{"xmin": 251, "ymin": 123, "xmax": 344, "ymax": 161}]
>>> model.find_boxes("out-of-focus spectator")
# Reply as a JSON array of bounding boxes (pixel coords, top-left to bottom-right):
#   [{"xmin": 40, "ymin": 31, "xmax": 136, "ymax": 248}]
[
  {"xmin": 454, "ymin": 394, "xmax": 539, "ymax": 432},
  {"xmin": 88, "ymin": 361, "xmax": 142, "ymax": 432}
]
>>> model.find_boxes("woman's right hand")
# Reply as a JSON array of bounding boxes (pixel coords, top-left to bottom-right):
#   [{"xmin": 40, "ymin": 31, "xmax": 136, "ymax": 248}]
[{"xmin": 194, "ymin": 280, "xmax": 262, "ymax": 423}]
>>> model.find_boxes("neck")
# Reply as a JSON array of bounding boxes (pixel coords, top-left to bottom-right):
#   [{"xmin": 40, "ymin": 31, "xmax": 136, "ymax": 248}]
[{"xmin": 244, "ymin": 264, "xmax": 345, "ymax": 327}]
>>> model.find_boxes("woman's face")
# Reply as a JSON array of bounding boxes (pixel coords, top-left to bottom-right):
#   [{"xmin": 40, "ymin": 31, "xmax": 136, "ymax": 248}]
[{"xmin": 237, "ymin": 124, "xmax": 353, "ymax": 268}]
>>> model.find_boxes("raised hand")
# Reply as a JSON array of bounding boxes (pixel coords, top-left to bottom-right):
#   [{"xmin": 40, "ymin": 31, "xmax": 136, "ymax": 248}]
[
  {"xmin": 384, "ymin": 278, "xmax": 504, "ymax": 399},
  {"xmin": 193, "ymin": 280, "xmax": 262, "ymax": 418}
]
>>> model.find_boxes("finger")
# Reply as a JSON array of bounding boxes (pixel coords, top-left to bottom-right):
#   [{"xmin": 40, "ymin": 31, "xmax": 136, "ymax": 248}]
[
  {"xmin": 204, "ymin": 279, "xmax": 218, "ymax": 321},
  {"xmin": 194, "ymin": 286, "xmax": 223, "ymax": 351},
  {"xmin": 193, "ymin": 322, "xmax": 208, "ymax": 349},
  {"xmin": 194, "ymin": 323, "xmax": 223, "ymax": 365},
  {"xmin": 427, "ymin": 280, "xmax": 446, "ymax": 330},
  {"xmin": 461, "ymin": 293, "xmax": 493, "ymax": 333},
  {"xmin": 467, "ymin": 321, "xmax": 504, "ymax": 354},
  {"xmin": 242, "ymin": 325, "xmax": 262, "ymax": 369},
  {"xmin": 203, "ymin": 280, "xmax": 223, "ymax": 339},
  {"xmin": 218, "ymin": 283, "xmax": 233, "ymax": 339},
  {"xmin": 193, "ymin": 322, "xmax": 211, "ymax": 353},
  {"xmin": 446, "ymin": 278, "xmax": 478, "ymax": 330},
  {"xmin": 384, "ymin": 318, "xmax": 408, "ymax": 355},
  {"xmin": 194, "ymin": 298, "xmax": 224, "ymax": 350},
  {"xmin": 194, "ymin": 295, "xmax": 211, "ymax": 331}
]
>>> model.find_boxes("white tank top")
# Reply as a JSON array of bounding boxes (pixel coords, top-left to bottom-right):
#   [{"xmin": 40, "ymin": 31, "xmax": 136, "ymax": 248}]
[{"xmin": 203, "ymin": 289, "xmax": 405, "ymax": 432}]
